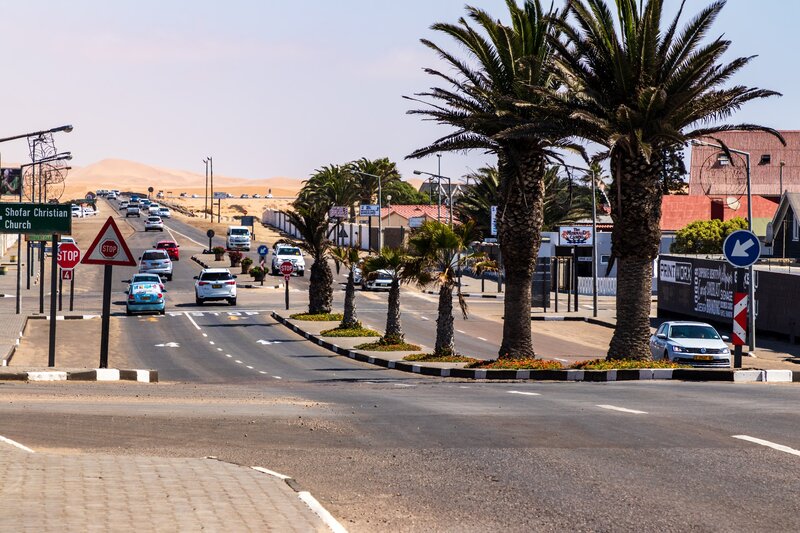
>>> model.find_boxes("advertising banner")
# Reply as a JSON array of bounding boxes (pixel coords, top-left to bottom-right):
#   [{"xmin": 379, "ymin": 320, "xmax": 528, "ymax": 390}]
[
  {"xmin": 0, "ymin": 168, "xmax": 21, "ymax": 196},
  {"xmin": 558, "ymin": 226, "xmax": 594, "ymax": 246}
]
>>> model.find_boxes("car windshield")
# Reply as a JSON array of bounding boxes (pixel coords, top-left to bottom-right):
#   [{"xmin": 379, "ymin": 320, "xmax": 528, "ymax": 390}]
[
  {"xmin": 133, "ymin": 274, "xmax": 160, "ymax": 283},
  {"xmin": 142, "ymin": 251, "xmax": 168, "ymax": 261},
  {"xmin": 231, "ymin": 229, "xmax": 248, "ymax": 236},
  {"xmin": 148, "ymin": 217, "xmax": 161, "ymax": 222},
  {"xmin": 157, "ymin": 242, "xmax": 176, "ymax": 248},
  {"xmin": 200, "ymin": 272, "xmax": 234, "ymax": 281},
  {"xmin": 669, "ymin": 325, "xmax": 720, "ymax": 340},
  {"xmin": 278, "ymin": 248, "xmax": 301, "ymax": 256},
  {"xmin": 377, "ymin": 272, "xmax": 392, "ymax": 280}
]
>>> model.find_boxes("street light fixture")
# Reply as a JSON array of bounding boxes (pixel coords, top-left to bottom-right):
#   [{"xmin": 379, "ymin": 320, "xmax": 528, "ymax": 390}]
[
  {"xmin": 350, "ymin": 169, "xmax": 386, "ymax": 251},
  {"xmin": 413, "ymin": 169, "xmax": 453, "ymax": 226},
  {"xmin": 691, "ymin": 139, "xmax": 755, "ymax": 352}
]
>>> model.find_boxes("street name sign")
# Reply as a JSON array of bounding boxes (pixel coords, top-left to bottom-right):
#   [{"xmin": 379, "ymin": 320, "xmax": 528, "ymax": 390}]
[
  {"xmin": 329, "ymin": 206, "xmax": 348, "ymax": 219},
  {"xmin": 723, "ymin": 230, "xmax": 760, "ymax": 268},
  {"xmin": 81, "ymin": 217, "xmax": 136, "ymax": 266},
  {"xmin": 0, "ymin": 203, "xmax": 71, "ymax": 234},
  {"xmin": 360, "ymin": 204, "xmax": 381, "ymax": 217}
]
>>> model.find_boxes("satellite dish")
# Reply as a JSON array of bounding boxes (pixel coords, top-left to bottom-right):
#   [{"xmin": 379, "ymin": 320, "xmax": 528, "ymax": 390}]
[{"xmin": 726, "ymin": 196, "xmax": 741, "ymax": 210}]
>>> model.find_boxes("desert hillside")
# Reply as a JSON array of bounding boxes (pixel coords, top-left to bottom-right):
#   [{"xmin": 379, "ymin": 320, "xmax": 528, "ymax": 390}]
[{"xmin": 62, "ymin": 159, "xmax": 304, "ymax": 198}]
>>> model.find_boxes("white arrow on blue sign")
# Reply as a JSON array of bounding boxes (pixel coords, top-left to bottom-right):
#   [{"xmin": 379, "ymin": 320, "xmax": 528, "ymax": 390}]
[
  {"xmin": 258, "ymin": 244, "xmax": 268, "ymax": 256},
  {"xmin": 723, "ymin": 229, "xmax": 761, "ymax": 268}
]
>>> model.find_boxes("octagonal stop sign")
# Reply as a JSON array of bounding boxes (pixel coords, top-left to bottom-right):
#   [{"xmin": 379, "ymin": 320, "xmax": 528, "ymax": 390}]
[
  {"xmin": 100, "ymin": 239, "xmax": 119, "ymax": 259},
  {"xmin": 57, "ymin": 242, "xmax": 81, "ymax": 270},
  {"xmin": 279, "ymin": 261, "xmax": 295, "ymax": 276}
]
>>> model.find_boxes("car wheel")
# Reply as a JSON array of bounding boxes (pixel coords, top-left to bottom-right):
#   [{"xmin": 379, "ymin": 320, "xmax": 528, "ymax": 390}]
[
  {"xmin": 228, "ymin": 298, "xmax": 237, "ymax": 306},
  {"xmin": 271, "ymin": 266, "xmax": 278, "ymax": 275},
  {"xmin": 195, "ymin": 296, "xmax": 203, "ymax": 306},
  {"xmin": 663, "ymin": 350, "xmax": 670, "ymax": 362},
  {"xmin": 126, "ymin": 307, "xmax": 132, "ymax": 316},
  {"xmin": 159, "ymin": 308, "xmax": 165, "ymax": 315},
  {"xmin": 298, "ymin": 271, "xmax": 304, "ymax": 277}
]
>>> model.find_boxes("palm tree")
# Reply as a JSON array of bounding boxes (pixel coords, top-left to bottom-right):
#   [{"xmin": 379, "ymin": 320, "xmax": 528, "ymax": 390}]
[
  {"xmin": 454, "ymin": 167, "xmax": 499, "ymax": 238},
  {"xmin": 284, "ymin": 202, "xmax": 334, "ymax": 315},
  {"xmin": 410, "ymin": 221, "xmax": 482, "ymax": 357},
  {"xmin": 406, "ymin": 0, "xmax": 579, "ymax": 359},
  {"xmin": 330, "ymin": 246, "xmax": 362, "ymax": 329},
  {"xmin": 299, "ymin": 164, "xmax": 360, "ymax": 220},
  {"xmin": 552, "ymin": 0, "xmax": 782, "ymax": 359},
  {"xmin": 349, "ymin": 157, "xmax": 402, "ymax": 206},
  {"xmin": 363, "ymin": 247, "xmax": 422, "ymax": 345}
]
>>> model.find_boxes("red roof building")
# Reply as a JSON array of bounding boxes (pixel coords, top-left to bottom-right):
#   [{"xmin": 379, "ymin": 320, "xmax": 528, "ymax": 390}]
[
  {"xmin": 660, "ymin": 194, "xmax": 779, "ymax": 235},
  {"xmin": 689, "ymin": 130, "xmax": 800, "ymax": 198},
  {"xmin": 380, "ymin": 205, "xmax": 451, "ymax": 227}
]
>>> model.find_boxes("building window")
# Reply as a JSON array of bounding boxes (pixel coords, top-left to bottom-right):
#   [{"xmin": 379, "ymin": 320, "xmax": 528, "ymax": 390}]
[
  {"xmin": 760, "ymin": 154, "xmax": 771, "ymax": 165},
  {"xmin": 794, "ymin": 213, "xmax": 799, "ymax": 242},
  {"xmin": 600, "ymin": 255, "xmax": 611, "ymax": 264},
  {"xmin": 717, "ymin": 153, "xmax": 730, "ymax": 166}
]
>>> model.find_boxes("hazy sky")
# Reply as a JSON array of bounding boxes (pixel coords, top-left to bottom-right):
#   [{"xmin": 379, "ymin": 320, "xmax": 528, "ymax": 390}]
[{"xmin": 0, "ymin": 0, "xmax": 795, "ymax": 183}]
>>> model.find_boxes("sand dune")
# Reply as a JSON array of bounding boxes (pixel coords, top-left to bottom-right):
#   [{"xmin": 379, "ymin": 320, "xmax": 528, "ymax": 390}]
[{"xmin": 63, "ymin": 159, "xmax": 304, "ymax": 197}]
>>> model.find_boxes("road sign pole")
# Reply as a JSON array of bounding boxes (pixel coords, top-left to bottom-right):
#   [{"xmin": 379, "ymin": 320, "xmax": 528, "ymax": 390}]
[
  {"xmin": 58, "ymin": 269, "xmax": 63, "ymax": 311},
  {"xmin": 285, "ymin": 275, "xmax": 290, "ymax": 310},
  {"xmin": 732, "ymin": 268, "xmax": 747, "ymax": 369},
  {"xmin": 69, "ymin": 273, "xmax": 74, "ymax": 312},
  {"xmin": 99, "ymin": 264, "xmax": 112, "ymax": 369},
  {"xmin": 39, "ymin": 242, "xmax": 45, "ymax": 314},
  {"xmin": 48, "ymin": 234, "xmax": 59, "ymax": 367}
]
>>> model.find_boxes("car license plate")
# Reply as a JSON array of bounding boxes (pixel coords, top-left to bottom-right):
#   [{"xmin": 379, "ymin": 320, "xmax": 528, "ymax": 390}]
[
  {"xmin": 142, "ymin": 296, "xmax": 151, "ymax": 301},
  {"xmin": 212, "ymin": 283, "xmax": 222, "ymax": 289},
  {"xmin": 694, "ymin": 355, "xmax": 713, "ymax": 361}
]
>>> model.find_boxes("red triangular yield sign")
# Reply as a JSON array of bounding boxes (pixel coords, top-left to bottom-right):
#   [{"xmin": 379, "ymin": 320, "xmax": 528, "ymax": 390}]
[{"xmin": 81, "ymin": 216, "xmax": 137, "ymax": 266}]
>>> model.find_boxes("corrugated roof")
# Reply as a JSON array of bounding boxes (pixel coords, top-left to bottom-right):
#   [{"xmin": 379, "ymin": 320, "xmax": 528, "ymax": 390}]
[
  {"xmin": 381, "ymin": 205, "xmax": 451, "ymax": 221},
  {"xmin": 660, "ymin": 194, "xmax": 778, "ymax": 233}
]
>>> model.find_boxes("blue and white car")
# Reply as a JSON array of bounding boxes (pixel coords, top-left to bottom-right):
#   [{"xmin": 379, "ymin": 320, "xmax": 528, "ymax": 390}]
[
  {"xmin": 649, "ymin": 321, "xmax": 731, "ymax": 367},
  {"xmin": 125, "ymin": 281, "xmax": 165, "ymax": 316}
]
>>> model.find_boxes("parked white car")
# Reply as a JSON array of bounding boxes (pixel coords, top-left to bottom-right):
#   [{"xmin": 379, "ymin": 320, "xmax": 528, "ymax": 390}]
[
  {"xmin": 649, "ymin": 321, "xmax": 731, "ymax": 367},
  {"xmin": 362, "ymin": 269, "xmax": 394, "ymax": 291}
]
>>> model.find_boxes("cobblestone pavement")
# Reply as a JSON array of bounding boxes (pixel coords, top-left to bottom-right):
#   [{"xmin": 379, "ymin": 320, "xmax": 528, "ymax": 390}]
[{"xmin": 0, "ymin": 445, "xmax": 330, "ymax": 532}]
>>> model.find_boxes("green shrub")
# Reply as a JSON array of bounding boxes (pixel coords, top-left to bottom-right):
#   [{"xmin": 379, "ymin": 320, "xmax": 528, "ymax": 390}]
[
  {"xmin": 467, "ymin": 358, "xmax": 564, "ymax": 370},
  {"xmin": 355, "ymin": 341, "xmax": 422, "ymax": 351},
  {"xmin": 570, "ymin": 358, "xmax": 687, "ymax": 370},
  {"xmin": 289, "ymin": 313, "xmax": 343, "ymax": 321},
  {"xmin": 405, "ymin": 353, "xmax": 479, "ymax": 363},
  {"xmin": 320, "ymin": 326, "xmax": 380, "ymax": 337}
]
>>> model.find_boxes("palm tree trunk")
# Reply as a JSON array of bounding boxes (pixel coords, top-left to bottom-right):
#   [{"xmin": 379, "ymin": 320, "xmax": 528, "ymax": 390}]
[
  {"xmin": 383, "ymin": 278, "xmax": 404, "ymax": 344},
  {"xmin": 497, "ymin": 145, "xmax": 545, "ymax": 359},
  {"xmin": 435, "ymin": 284, "xmax": 455, "ymax": 356},
  {"xmin": 340, "ymin": 269, "xmax": 358, "ymax": 329},
  {"xmin": 309, "ymin": 255, "xmax": 333, "ymax": 315},
  {"xmin": 607, "ymin": 153, "xmax": 663, "ymax": 360}
]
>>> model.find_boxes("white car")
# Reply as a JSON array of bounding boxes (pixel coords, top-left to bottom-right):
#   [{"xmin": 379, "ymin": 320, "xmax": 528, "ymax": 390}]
[
  {"xmin": 138, "ymin": 249, "xmax": 173, "ymax": 281},
  {"xmin": 147, "ymin": 203, "xmax": 160, "ymax": 214},
  {"xmin": 83, "ymin": 206, "xmax": 97, "ymax": 216},
  {"xmin": 649, "ymin": 321, "xmax": 731, "ymax": 367},
  {"xmin": 362, "ymin": 269, "xmax": 394, "ymax": 291},
  {"xmin": 144, "ymin": 216, "xmax": 164, "ymax": 231},
  {"xmin": 159, "ymin": 207, "xmax": 171, "ymax": 218},
  {"xmin": 194, "ymin": 268, "xmax": 237, "ymax": 306},
  {"xmin": 271, "ymin": 246, "xmax": 305, "ymax": 276},
  {"xmin": 71, "ymin": 205, "xmax": 82, "ymax": 218}
]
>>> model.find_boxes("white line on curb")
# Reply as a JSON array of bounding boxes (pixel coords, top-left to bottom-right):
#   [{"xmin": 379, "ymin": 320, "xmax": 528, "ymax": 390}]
[
  {"xmin": 508, "ymin": 391, "xmax": 540, "ymax": 396},
  {"xmin": 0, "ymin": 435, "xmax": 35, "ymax": 453},
  {"xmin": 596, "ymin": 404, "xmax": 647, "ymax": 415},
  {"xmin": 298, "ymin": 491, "xmax": 349, "ymax": 533},
  {"xmin": 477, "ymin": 337, "xmax": 487, "ymax": 341},
  {"xmin": 733, "ymin": 435, "xmax": 800, "ymax": 457},
  {"xmin": 251, "ymin": 466, "xmax": 291, "ymax": 480},
  {"xmin": 184, "ymin": 312, "xmax": 202, "ymax": 331}
]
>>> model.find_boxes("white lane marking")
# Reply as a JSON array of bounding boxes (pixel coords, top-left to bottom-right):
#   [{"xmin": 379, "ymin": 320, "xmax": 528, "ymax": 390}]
[
  {"xmin": 251, "ymin": 466, "xmax": 291, "ymax": 480},
  {"xmin": 259, "ymin": 371, "xmax": 267, "ymax": 374},
  {"xmin": 162, "ymin": 224, "xmax": 205, "ymax": 247},
  {"xmin": 235, "ymin": 360, "xmax": 242, "ymax": 364},
  {"xmin": 184, "ymin": 312, "xmax": 202, "ymax": 331},
  {"xmin": 457, "ymin": 329, "xmax": 466, "ymax": 334},
  {"xmin": 154, "ymin": 342, "xmax": 180, "ymax": 348},
  {"xmin": 225, "ymin": 354, "xmax": 232, "ymax": 358},
  {"xmin": 202, "ymin": 333, "xmax": 208, "ymax": 337},
  {"xmin": 246, "ymin": 365, "xmax": 253, "ymax": 369},
  {"xmin": 508, "ymin": 391, "xmax": 540, "ymax": 396},
  {"xmin": 596, "ymin": 404, "xmax": 647, "ymax": 415},
  {"xmin": 209, "ymin": 341, "xmax": 215, "ymax": 345},
  {"xmin": 217, "ymin": 348, "xmax": 222, "ymax": 351},
  {"xmin": 553, "ymin": 357, "xmax": 568, "ymax": 363},
  {"xmin": 477, "ymin": 337, "xmax": 487, "ymax": 341},
  {"xmin": 273, "ymin": 376, "xmax": 282, "ymax": 379},
  {"xmin": 0, "ymin": 435, "xmax": 35, "ymax": 453},
  {"xmin": 164, "ymin": 225, "xmax": 179, "ymax": 244},
  {"xmin": 420, "ymin": 316, "xmax": 429, "ymax": 321},
  {"xmin": 733, "ymin": 435, "xmax": 800, "ymax": 457},
  {"xmin": 298, "ymin": 491, "xmax": 349, "ymax": 533}
]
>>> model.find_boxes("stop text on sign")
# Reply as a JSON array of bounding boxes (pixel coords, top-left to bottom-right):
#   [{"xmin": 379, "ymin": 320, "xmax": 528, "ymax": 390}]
[{"xmin": 101, "ymin": 240, "xmax": 118, "ymax": 258}]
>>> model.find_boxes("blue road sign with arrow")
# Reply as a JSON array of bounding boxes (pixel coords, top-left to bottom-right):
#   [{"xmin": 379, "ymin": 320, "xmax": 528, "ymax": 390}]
[
  {"xmin": 723, "ymin": 229, "xmax": 761, "ymax": 268},
  {"xmin": 258, "ymin": 244, "xmax": 268, "ymax": 256}
]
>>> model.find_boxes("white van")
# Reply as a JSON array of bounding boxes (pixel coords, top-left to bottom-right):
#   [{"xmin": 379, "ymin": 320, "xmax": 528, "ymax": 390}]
[{"xmin": 226, "ymin": 226, "xmax": 251, "ymax": 251}]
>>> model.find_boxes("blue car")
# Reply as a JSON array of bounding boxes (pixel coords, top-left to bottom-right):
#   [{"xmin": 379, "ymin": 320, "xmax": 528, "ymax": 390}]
[{"xmin": 126, "ymin": 281, "xmax": 166, "ymax": 316}]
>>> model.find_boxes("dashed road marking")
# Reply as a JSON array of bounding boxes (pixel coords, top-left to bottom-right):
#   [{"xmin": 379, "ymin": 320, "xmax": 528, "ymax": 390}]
[
  {"xmin": 508, "ymin": 391, "xmax": 540, "ymax": 396},
  {"xmin": 246, "ymin": 365, "xmax": 253, "ymax": 369},
  {"xmin": 477, "ymin": 337, "xmax": 487, "ymax": 341},
  {"xmin": 0, "ymin": 435, "xmax": 34, "ymax": 453},
  {"xmin": 273, "ymin": 376, "xmax": 282, "ymax": 379},
  {"xmin": 259, "ymin": 371, "xmax": 267, "ymax": 374},
  {"xmin": 235, "ymin": 360, "xmax": 242, "ymax": 364},
  {"xmin": 420, "ymin": 316, "xmax": 429, "ymax": 321},
  {"xmin": 217, "ymin": 348, "xmax": 222, "ymax": 351},
  {"xmin": 596, "ymin": 404, "xmax": 647, "ymax": 415},
  {"xmin": 733, "ymin": 435, "xmax": 800, "ymax": 457},
  {"xmin": 225, "ymin": 354, "xmax": 232, "ymax": 358},
  {"xmin": 457, "ymin": 329, "xmax": 466, "ymax": 334}
]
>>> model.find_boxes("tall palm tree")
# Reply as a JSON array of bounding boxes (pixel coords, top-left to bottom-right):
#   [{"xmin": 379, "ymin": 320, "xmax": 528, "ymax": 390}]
[
  {"xmin": 406, "ymin": 0, "xmax": 579, "ymax": 359},
  {"xmin": 363, "ymin": 247, "xmax": 422, "ymax": 345},
  {"xmin": 349, "ymin": 157, "xmax": 402, "ymax": 206},
  {"xmin": 300, "ymin": 164, "xmax": 360, "ymax": 220},
  {"xmin": 410, "ymin": 221, "xmax": 482, "ymax": 357},
  {"xmin": 330, "ymin": 246, "xmax": 362, "ymax": 329},
  {"xmin": 454, "ymin": 167, "xmax": 499, "ymax": 238},
  {"xmin": 284, "ymin": 202, "xmax": 334, "ymax": 315},
  {"xmin": 553, "ymin": 0, "xmax": 782, "ymax": 359}
]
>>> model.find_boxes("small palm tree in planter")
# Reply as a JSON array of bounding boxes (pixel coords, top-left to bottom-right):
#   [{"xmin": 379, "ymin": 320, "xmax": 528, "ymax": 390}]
[
  {"xmin": 212, "ymin": 246, "xmax": 226, "ymax": 261},
  {"xmin": 249, "ymin": 266, "xmax": 266, "ymax": 282},
  {"xmin": 241, "ymin": 256, "xmax": 253, "ymax": 274},
  {"xmin": 228, "ymin": 250, "xmax": 243, "ymax": 267}
]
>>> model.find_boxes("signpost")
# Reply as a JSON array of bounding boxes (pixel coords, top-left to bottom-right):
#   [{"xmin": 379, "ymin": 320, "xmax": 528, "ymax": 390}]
[
  {"xmin": 57, "ymin": 242, "xmax": 81, "ymax": 314},
  {"xmin": 359, "ymin": 204, "xmax": 380, "ymax": 217},
  {"xmin": 280, "ymin": 260, "xmax": 294, "ymax": 310},
  {"xmin": 258, "ymin": 244, "xmax": 268, "ymax": 273},
  {"xmin": 82, "ymin": 217, "xmax": 136, "ymax": 368},
  {"xmin": 206, "ymin": 229, "xmax": 215, "ymax": 253},
  {"xmin": 723, "ymin": 229, "xmax": 761, "ymax": 367}
]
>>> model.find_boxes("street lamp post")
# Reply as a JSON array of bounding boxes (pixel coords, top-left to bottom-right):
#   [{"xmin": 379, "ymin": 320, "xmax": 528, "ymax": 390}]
[
  {"xmin": 693, "ymin": 140, "xmax": 755, "ymax": 352},
  {"xmin": 413, "ymin": 170, "xmax": 453, "ymax": 226},
  {"xmin": 350, "ymin": 170, "xmax": 385, "ymax": 251},
  {"xmin": 203, "ymin": 158, "xmax": 210, "ymax": 219}
]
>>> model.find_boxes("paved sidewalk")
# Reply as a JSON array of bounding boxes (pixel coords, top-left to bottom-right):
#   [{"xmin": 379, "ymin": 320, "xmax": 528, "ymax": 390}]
[{"xmin": 0, "ymin": 445, "xmax": 332, "ymax": 532}]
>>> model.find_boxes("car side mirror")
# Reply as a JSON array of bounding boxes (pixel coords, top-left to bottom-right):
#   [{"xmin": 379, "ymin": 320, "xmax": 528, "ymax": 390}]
[
  {"xmin": 193, "ymin": 276, "xmax": 198, "ymax": 280},
  {"xmin": 656, "ymin": 333, "xmax": 667, "ymax": 340},
  {"xmin": 124, "ymin": 290, "xmax": 129, "ymax": 294},
  {"xmin": 232, "ymin": 275, "xmax": 238, "ymax": 278},
  {"xmin": 721, "ymin": 335, "xmax": 730, "ymax": 342},
  {"xmin": 122, "ymin": 279, "xmax": 130, "ymax": 283}
]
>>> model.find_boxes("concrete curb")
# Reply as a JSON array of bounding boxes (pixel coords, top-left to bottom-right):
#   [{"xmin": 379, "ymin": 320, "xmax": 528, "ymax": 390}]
[
  {"xmin": 0, "ymin": 368, "xmax": 158, "ymax": 382},
  {"xmin": 1, "ymin": 316, "xmax": 30, "ymax": 367},
  {"xmin": 271, "ymin": 311, "xmax": 800, "ymax": 384},
  {"xmin": 28, "ymin": 314, "xmax": 99, "ymax": 321},
  {"xmin": 529, "ymin": 315, "xmax": 617, "ymax": 330},
  {"xmin": 422, "ymin": 290, "xmax": 503, "ymax": 299}
]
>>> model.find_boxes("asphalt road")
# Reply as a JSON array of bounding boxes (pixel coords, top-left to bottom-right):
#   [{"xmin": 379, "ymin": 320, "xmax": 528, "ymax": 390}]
[{"xmin": 8, "ymin": 198, "xmax": 800, "ymax": 531}]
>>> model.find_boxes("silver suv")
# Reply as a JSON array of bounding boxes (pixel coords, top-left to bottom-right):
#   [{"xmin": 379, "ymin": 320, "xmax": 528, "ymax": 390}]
[
  {"xmin": 194, "ymin": 268, "xmax": 237, "ymax": 306},
  {"xmin": 139, "ymin": 249, "xmax": 173, "ymax": 281}
]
